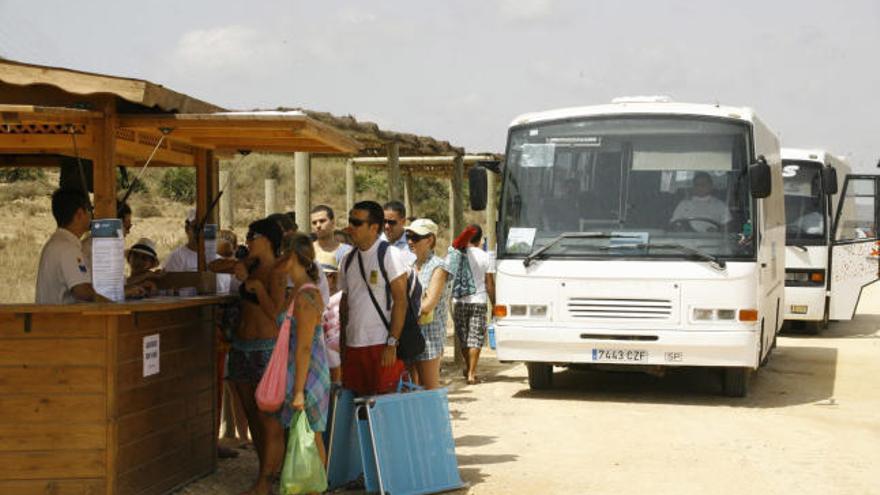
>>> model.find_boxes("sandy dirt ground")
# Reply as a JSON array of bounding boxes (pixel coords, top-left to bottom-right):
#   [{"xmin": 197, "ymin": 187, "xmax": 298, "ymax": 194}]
[{"xmin": 178, "ymin": 284, "xmax": 880, "ymax": 495}]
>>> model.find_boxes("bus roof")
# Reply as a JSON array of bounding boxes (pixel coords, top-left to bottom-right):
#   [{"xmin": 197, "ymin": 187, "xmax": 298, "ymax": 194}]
[{"xmin": 510, "ymin": 99, "xmax": 757, "ymax": 128}]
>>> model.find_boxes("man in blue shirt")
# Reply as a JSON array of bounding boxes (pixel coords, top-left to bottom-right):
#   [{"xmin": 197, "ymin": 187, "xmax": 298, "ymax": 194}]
[{"xmin": 382, "ymin": 200, "xmax": 415, "ymax": 266}]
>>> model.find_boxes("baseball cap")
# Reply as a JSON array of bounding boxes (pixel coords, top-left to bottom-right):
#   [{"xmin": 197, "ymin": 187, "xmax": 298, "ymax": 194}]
[{"xmin": 406, "ymin": 218, "xmax": 439, "ymax": 237}]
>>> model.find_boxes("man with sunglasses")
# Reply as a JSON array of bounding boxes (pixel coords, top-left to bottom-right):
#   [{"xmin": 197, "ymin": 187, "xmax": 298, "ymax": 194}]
[
  {"xmin": 382, "ymin": 200, "xmax": 416, "ymax": 267},
  {"xmin": 339, "ymin": 201, "xmax": 410, "ymax": 395}
]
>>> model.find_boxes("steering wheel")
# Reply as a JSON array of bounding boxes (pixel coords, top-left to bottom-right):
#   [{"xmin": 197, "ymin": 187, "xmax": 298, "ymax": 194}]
[{"xmin": 668, "ymin": 217, "xmax": 723, "ymax": 232}]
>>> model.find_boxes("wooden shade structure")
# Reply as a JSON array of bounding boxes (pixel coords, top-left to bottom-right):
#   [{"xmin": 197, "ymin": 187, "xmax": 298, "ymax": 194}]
[{"xmin": 0, "ymin": 59, "xmax": 361, "ymax": 495}]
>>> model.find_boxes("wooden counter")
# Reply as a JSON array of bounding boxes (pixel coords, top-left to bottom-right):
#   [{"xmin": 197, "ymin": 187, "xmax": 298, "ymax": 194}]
[{"xmin": 0, "ymin": 296, "xmax": 234, "ymax": 495}]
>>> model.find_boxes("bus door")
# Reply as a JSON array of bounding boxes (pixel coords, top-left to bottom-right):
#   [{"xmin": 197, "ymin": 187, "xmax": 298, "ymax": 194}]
[{"xmin": 829, "ymin": 175, "xmax": 880, "ymax": 320}]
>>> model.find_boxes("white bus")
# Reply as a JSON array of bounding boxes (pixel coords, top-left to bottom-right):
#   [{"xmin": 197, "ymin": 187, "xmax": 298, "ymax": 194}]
[
  {"xmin": 471, "ymin": 97, "xmax": 785, "ymax": 397},
  {"xmin": 782, "ymin": 148, "xmax": 879, "ymax": 331}
]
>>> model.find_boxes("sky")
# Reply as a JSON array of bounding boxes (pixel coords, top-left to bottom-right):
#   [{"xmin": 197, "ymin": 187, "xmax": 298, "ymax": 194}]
[{"xmin": 1, "ymin": 0, "xmax": 878, "ymax": 170}]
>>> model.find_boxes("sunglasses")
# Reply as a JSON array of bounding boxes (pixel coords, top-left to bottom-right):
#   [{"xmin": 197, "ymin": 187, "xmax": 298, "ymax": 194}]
[
  {"xmin": 348, "ymin": 217, "xmax": 367, "ymax": 227},
  {"xmin": 384, "ymin": 219, "xmax": 398, "ymax": 227},
  {"xmin": 246, "ymin": 231, "xmax": 264, "ymax": 242},
  {"xmin": 407, "ymin": 232, "xmax": 430, "ymax": 242}
]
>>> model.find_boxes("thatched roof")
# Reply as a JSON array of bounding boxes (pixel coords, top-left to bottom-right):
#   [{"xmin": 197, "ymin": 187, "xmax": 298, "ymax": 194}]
[{"xmin": 275, "ymin": 108, "xmax": 465, "ymax": 157}]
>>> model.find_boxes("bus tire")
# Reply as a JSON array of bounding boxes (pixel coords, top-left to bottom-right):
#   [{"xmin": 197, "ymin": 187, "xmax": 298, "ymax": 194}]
[
  {"xmin": 722, "ymin": 367, "xmax": 750, "ymax": 397},
  {"xmin": 527, "ymin": 363, "xmax": 554, "ymax": 390}
]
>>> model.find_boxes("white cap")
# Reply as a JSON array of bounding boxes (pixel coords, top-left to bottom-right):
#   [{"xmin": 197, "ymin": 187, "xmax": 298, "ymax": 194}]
[
  {"xmin": 406, "ymin": 218, "xmax": 439, "ymax": 237},
  {"xmin": 126, "ymin": 237, "xmax": 159, "ymax": 261}
]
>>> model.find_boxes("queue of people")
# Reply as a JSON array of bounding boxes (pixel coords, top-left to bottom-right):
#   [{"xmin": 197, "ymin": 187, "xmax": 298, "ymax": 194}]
[{"xmin": 34, "ymin": 188, "xmax": 496, "ymax": 495}]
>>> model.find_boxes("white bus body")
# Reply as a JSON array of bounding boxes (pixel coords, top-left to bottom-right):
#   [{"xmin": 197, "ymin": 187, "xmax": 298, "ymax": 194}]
[
  {"xmin": 782, "ymin": 148, "xmax": 879, "ymax": 330},
  {"xmin": 492, "ymin": 98, "xmax": 785, "ymax": 397}
]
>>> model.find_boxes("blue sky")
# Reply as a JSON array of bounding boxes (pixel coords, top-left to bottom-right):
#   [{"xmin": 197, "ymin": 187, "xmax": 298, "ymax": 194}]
[{"xmin": 1, "ymin": 0, "xmax": 878, "ymax": 169}]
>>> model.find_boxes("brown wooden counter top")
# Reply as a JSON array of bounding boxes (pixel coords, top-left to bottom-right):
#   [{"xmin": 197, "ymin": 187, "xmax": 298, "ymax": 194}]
[{"xmin": 0, "ymin": 295, "xmax": 236, "ymax": 314}]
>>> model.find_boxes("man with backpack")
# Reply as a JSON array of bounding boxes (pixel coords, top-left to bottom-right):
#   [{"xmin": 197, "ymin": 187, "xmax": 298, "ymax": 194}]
[{"xmin": 339, "ymin": 201, "xmax": 414, "ymax": 395}]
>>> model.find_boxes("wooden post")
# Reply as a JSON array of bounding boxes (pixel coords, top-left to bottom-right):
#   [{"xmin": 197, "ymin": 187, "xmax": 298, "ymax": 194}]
[
  {"xmin": 345, "ymin": 158, "xmax": 356, "ymax": 215},
  {"xmin": 451, "ymin": 154, "xmax": 464, "ymax": 239},
  {"xmin": 294, "ymin": 152, "xmax": 311, "ymax": 231},
  {"xmin": 486, "ymin": 169, "xmax": 498, "ymax": 250},
  {"xmin": 448, "ymin": 178, "xmax": 455, "ymax": 244},
  {"xmin": 403, "ymin": 173, "xmax": 415, "ymax": 218},
  {"xmin": 195, "ymin": 149, "xmax": 212, "ymax": 271},
  {"xmin": 387, "ymin": 141, "xmax": 400, "ymax": 202},
  {"xmin": 91, "ymin": 99, "xmax": 117, "ymax": 219},
  {"xmin": 264, "ymin": 178, "xmax": 278, "ymax": 217},
  {"xmin": 219, "ymin": 169, "xmax": 234, "ymax": 229}
]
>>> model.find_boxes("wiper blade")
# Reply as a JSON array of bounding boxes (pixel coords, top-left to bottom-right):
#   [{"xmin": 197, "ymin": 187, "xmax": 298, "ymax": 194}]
[
  {"xmin": 634, "ymin": 242, "xmax": 727, "ymax": 271},
  {"xmin": 523, "ymin": 232, "xmax": 638, "ymax": 267}
]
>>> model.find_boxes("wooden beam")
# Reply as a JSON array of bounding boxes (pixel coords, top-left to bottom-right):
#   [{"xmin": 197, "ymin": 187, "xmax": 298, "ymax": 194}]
[
  {"xmin": 451, "ymin": 155, "xmax": 464, "ymax": 241},
  {"xmin": 212, "ymin": 145, "xmax": 342, "ymax": 154},
  {"xmin": 0, "ymin": 132, "xmax": 94, "ymax": 155},
  {"xmin": 387, "ymin": 141, "xmax": 400, "ymax": 202},
  {"xmin": 114, "ymin": 138, "xmax": 194, "ymax": 167},
  {"xmin": 0, "ymin": 104, "xmax": 102, "ymax": 124},
  {"xmin": 91, "ymin": 100, "xmax": 117, "ymax": 219},
  {"xmin": 403, "ymin": 173, "xmax": 414, "ymax": 218},
  {"xmin": 345, "ymin": 159, "xmax": 356, "ymax": 215},
  {"xmin": 188, "ymin": 137, "xmax": 326, "ymax": 148}
]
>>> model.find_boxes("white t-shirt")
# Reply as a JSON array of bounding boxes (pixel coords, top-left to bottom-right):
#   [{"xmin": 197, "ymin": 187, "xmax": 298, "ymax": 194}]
[
  {"xmin": 454, "ymin": 247, "xmax": 496, "ymax": 304},
  {"xmin": 163, "ymin": 244, "xmax": 199, "ymax": 272},
  {"xmin": 35, "ymin": 228, "xmax": 92, "ymax": 304},
  {"xmin": 671, "ymin": 195, "xmax": 732, "ymax": 232},
  {"xmin": 339, "ymin": 239, "xmax": 408, "ymax": 347},
  {"xmin": 164, "ymin": 244, "xmax": 230, "ymax": 293}
]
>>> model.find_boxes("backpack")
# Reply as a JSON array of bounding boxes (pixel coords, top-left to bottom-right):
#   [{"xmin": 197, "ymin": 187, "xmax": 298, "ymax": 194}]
[{"xmin": 344, "ymin": 242, "xmax": 425, "ymax": 360}]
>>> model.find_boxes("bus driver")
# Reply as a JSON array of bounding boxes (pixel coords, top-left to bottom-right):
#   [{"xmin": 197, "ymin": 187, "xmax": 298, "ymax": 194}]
[{"xmin": 670, "ymin": 172, "xmax": 731, "ymax": 232}]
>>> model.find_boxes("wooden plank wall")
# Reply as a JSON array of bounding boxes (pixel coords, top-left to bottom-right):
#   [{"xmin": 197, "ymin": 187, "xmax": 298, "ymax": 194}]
[
  {"xmin": 115, "ymin": 306, "xmax": 215, "ymax": 495},
  {"xmin": 0, "ymin": 312, "xmax": 109, "ymax": 495}
]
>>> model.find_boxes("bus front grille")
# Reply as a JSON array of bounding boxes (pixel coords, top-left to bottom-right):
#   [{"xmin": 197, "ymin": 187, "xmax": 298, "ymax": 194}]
[{"xmin": 567, "ymin": 297, "xmax": 673, "ymax": 319}]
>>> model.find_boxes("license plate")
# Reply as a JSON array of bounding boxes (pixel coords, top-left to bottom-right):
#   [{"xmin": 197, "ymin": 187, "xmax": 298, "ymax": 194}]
[{"xmin": 592, "ymin": 348, "xmax": 648, "ymax": 363}]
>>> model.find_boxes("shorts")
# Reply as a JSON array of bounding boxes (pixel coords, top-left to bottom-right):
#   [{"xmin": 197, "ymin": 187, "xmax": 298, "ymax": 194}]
[
  {"xmin": 227, "ymin": 338, "xmax": 276, "ymax": 383},
  {"xmin": 342, "ymin": 344, "xmax": 405, "ymax": 396},
  {"xmin": 454, "ymin": 302, "xmax": 487, "ymax": 349}
]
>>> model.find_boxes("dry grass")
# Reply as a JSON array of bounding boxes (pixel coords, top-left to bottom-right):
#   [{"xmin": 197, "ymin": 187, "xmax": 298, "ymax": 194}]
[{"xmin": 0, "ymin": 157, "xmax": 488, "ymax": 303}]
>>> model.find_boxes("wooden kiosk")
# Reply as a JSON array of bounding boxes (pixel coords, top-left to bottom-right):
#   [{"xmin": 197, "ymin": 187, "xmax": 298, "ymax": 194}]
[{"xmin": 0, "ymin": 60, "xmax": 359, "ymax": 494}]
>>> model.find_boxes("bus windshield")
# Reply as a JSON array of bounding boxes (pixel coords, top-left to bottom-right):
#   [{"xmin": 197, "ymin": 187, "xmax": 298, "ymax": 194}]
[
  {"xmin": 782, "ymin": 160, "xmax": 826, "ymax": 244},
  {"xmin": 498, "ymin": 116, "xmax": 756, "ymax": 261}
]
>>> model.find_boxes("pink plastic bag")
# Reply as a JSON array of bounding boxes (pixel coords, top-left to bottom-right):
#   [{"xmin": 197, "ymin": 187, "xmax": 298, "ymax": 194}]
[{"xmin": 255, "ymin": 310, "xmax": 292, "ymax": 413}]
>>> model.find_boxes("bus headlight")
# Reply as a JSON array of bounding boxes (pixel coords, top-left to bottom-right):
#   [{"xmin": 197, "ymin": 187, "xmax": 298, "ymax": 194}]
[
  {"xmin": 529, "ymin": 305, "xmax": 548, "ymax": 318},
  {"xmin": 692, "ymin": 308, "xmax": 737, "ymax": 321},
  {"xmin": 499, "ymin": 304, "xmax": 549, "ymax": 318}
]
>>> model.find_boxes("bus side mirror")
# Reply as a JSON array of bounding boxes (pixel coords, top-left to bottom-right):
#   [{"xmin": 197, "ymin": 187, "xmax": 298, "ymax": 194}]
[
  {"xmin": 749, "ymin": 156, "xmax": 772, "ymax": 199},
  {"xmin": 469, "ymin": 166, "xmax": 488, "ymax": 211},
  {"xmin": 822, "ymin": 166, "xmax": 838, "ymax": 195}
]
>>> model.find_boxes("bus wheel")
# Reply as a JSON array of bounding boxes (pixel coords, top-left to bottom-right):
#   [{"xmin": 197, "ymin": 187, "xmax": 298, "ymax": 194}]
[
  {"xmin": 722, "ymin": 367, "xmax": 750, "ymax": 397},
  {"xmin": 527, "ymin": 363, "xmax": 554, "ymax": 390}
]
